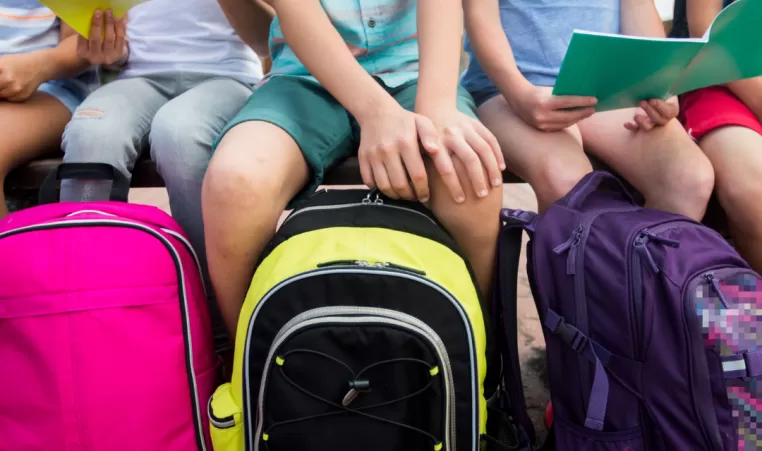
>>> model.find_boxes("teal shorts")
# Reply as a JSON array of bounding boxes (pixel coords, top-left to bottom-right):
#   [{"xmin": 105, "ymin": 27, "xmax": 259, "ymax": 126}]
[{"xmin": 215, "ymin": 76, "xmax": 478, "ymax": 206}]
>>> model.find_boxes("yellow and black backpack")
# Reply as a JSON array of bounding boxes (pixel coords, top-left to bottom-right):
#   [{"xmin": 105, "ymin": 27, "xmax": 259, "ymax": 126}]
[{"xmin": 208, "ymin": 189, "xmax": 518, "ymax": 451}]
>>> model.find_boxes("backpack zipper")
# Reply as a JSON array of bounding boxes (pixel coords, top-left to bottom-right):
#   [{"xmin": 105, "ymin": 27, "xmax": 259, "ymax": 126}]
[
  {"xmin": 318, "ymin": 259, "xmax": 427, "ymax": 276},
  {"xmin": 281, "ymin": 191, "xmax": 437, "ymax": 228},
  {"xmin": 242, "ymin": 266, "xmax": 482, "ymax": 451},
  {"xmin": 253, "ymin": 306, "xmax": 455, "ymax": 451}
]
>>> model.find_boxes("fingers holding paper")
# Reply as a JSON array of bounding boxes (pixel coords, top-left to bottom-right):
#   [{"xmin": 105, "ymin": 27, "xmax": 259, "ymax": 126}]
[
  {"xmin": 509, "ymin": 85, "xmax": 598, "ymax": 132},
  {"xmin": 624, "ymin": 97, "xmax": 679, "ymax": 132},
  {"xmin": 76, "ymin": 10, "xmax": 129, "ymax": 67}
]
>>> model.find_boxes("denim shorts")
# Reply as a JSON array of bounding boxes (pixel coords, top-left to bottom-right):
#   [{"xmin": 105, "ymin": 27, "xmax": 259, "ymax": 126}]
[{"xmin": 38, "ymin": 79, "xmax": 89, "ymax": 112}]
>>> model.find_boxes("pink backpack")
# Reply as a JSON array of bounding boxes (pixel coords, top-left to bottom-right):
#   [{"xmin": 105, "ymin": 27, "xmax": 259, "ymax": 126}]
[{"xmin": 0, "ymin": 167, "xmax": 216, "ymax": 451}]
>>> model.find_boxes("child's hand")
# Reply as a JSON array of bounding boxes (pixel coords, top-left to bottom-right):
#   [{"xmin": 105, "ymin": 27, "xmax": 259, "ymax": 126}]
[
  {"xmin": 0, "ymin": 52, "xmax": 46, "ymax": 101},
  {"xmin": 76, "ymin": 9, "xmax": 129, "ymax": 67},
  {"xmin": 509, "ymin": 85, "xmax": 597, "ymax": 132},
  {"xmin": 624, "ymin": 98, "xmax": 679, "ymax": 132},
  {"xmin": 357, "ymin": 105, "xmax": 439, "ymax": 203},
  {"xmin": 424, "ymin": 109, "xmax": 505, "ymax": 200}
]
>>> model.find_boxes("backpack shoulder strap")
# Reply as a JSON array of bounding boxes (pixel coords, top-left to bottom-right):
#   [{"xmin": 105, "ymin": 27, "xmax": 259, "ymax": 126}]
[{"xmin": 495, "ymin": 209, "xmax": 538, "ymax": 447}]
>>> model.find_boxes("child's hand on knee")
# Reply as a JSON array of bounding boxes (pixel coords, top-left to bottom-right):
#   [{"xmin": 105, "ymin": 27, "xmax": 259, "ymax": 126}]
[
  {"xmin": 624, "ymin": 97, "xmax": 679, "ymax": 132},
  {"xmin": 76, "ymin": 9, "xmax": 129, "ymax": 68},
  {"xmin": 421, "ymin": 109, "xmax": 505, "ymax": 201},
  {"xmin": 357, "ymin": 105, "xmax": 434, "ymax": 203}
]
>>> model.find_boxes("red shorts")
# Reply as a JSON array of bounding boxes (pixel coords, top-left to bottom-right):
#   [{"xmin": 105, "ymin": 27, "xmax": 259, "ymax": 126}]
[{"xmin": 678, "ymin": 86, "xmax": 762, "ymax": 141}]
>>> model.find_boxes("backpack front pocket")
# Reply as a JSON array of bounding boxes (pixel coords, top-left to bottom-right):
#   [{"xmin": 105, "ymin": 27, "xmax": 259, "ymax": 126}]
[
  {"xmin": 553, "ymin": 417, "xmax": 644, "ymax": 451},
  {"xmin": 686, "ymin": 268, "xmax": 762, "ymax": 450},
  {"xmin": 252, "ymin": 307, "xmax": 454, "ymax": 451},
  {"xmin": 209, "ymin": 383, "xmax": 244, "ymax": 451}
]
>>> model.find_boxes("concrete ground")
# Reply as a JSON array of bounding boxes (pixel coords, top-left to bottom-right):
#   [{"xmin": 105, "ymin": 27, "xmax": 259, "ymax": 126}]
[{"xmin": 129, "ymin": 184, "xmax": 551, "ymax": 442}]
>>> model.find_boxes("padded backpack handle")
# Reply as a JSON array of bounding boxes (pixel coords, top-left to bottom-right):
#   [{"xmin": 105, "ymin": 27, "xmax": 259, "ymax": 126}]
[
  {"xmin": 565, "ymin": 171, "xmax": 637, "ymax": 210},
  {"xmin": 39, "ymin": 163, "xmax": 130, "ymax": 204}
]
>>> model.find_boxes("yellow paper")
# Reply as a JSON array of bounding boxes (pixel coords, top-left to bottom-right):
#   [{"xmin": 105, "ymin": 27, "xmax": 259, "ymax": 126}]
[{"xmin": 40, "ymin": 0, "xmax": 149, "ymax": 38}]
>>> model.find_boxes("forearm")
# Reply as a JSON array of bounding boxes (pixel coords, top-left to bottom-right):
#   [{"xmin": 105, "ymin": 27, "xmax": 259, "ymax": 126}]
[
  {"xmin": 463, "ymin": 0, "xmax": 529, "ymax": 98},
  {"xmin": 218, "ymin": 0, "xmax": 274, "ymax": 57},
  {"xmin": 686, "ymin": 0, "xmax": 723, "ymax": 37},
  {"xmin": 267, "ymin": 0, "xmax": 398, "ymax": 121},
  {"xmin": 415, "ymin": 0, "xmax": 462, "ymax": 112},
  {"xmin": 38, "ymin": 23, "xmax": 90, "ymax": 81},
  {"xmin": 619, "ymin": 0, "xmax": 667, "ymax": 37}
]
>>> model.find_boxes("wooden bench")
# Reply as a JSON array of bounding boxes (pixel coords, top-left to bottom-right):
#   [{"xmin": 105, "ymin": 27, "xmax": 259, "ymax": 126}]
[
  {"xmin": 4, "ymin": 155, "xmax": 728, "ymax": 237},
  {"xmin": 3, "ymin": 156, "xmax": 526, "ymax": 212}
]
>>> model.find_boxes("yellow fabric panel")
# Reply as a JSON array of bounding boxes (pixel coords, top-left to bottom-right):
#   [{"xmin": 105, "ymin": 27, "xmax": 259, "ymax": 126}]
[
  {"xmin": 209, "ymin": 383, "xmax": 244, "ymax": 451},
  {"xmin": 231, "ymin": 227, "xmax": 488, "ymax": 434}
]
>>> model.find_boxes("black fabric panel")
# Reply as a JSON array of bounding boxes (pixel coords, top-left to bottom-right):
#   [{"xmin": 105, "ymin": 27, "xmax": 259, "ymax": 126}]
[
  {"xmin": 263, "ymin": 189, "xmax": 461, "ymax": 260},
  {"xmin": 245, "ymin": 271, "xmax": 479, "ymax": 451},
  {"xmin": 262, "ymin": 188, "xmax": 497, "ymax": 390},
  {"xmin": 262, "ymin": 324, "xmax": 444, "ymax": 451}
]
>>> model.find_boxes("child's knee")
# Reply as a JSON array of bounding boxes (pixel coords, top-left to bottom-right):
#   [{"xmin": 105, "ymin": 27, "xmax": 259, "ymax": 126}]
[
  {"xmin": 661, "ymin": 153, "xmax": 715, "ymax": 215},
  {"xmin": 716, "ymin": 173, "xmax": 762, "ymax": 231},
  {"xmin": 532, "ymin": 152, "xmax": 591, "ymax": 204},
  {"xmin": 203, "ymin": 142, "xmax": 284, "ymax": 214},
  {"xmin": 149, "ymin": 113, "xmax": 210, "ymax": 183}
]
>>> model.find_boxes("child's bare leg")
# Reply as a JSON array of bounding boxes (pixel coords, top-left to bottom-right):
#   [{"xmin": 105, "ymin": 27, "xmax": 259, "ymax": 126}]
[
  {"xmin": 579, "ymin": 110, "xmax": 715, "ymax": 221},
  {"xmin": 202, "ymin": 122, "xmax": 308, "ymax": 336},
  {"xmin": 0, "ymin": 93, "xmax": 71, "ymax": 218},
  {"xmin": 700, "ymin": 126, "xmax": 762, "ymax": 272},
  {"xmin": 477, "ymin": 95, "xmax": 592, "ymax": 212},
  {"xmin": 426, "ymin": 155, "xmax": 502, "ymax": 298}
]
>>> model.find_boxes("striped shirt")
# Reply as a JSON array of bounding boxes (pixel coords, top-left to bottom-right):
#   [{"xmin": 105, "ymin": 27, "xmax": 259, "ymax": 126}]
[
  {"xmin": 0, "ymin": 0, "xmax": 97, "ymax": 97},
  {"xmin": 267, "ymin": 0, "xmax": 419, "ymax": 87}
]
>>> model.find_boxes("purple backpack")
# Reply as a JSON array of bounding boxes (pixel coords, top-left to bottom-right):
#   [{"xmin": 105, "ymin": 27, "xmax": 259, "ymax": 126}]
[{"xmin": 498, "ymin": 171, "xmax": 762, "ymax": 450}]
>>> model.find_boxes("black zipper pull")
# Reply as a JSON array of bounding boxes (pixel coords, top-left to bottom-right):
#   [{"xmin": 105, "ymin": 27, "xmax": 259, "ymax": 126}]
[
  {"xmin": 704, "ymin": 273, "xmax": 730, "ymax": 307},
  {"xmin": 317, "ymin": 260, "xmax": 369, "ymax": 268},
  {"xmin": 378, "ymin": 262, "xmax": 427, "ymax": 276}
]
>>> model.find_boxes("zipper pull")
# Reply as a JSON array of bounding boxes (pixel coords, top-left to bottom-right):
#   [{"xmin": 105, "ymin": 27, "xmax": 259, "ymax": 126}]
[
  {"xmin": 554, "ymin": 225, "xmax": 584, "ymax": 275},
  {"xmin": 342, "ymin": 379, "xmax": 370, "ymax": 406},
  {"xmin": 704, "ymin": 273, "xmax": 730, "ymax": 307},
  {"xmin": 317, "ymin": 260, "xmax": 371, "ymax": 268},
  {"xmin": 644, "ymin": 230, "xmax": 680, "ymax": 248},
  {"xmin": 379, "ymin": 262, "xmax": 427, "ymax": 276},
  {"xmin": 634, "ymin": 233, "xmax": 660, "ymax": 273}
]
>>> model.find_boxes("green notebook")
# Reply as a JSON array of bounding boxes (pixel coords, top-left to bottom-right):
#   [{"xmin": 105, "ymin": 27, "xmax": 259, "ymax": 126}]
[{"xmin": 553, "ymin": 0, "xmax": 762, "ymax": 111}]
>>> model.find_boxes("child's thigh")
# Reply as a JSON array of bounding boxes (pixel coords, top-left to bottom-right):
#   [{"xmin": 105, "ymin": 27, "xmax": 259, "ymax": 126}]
[
  {"xmin": 63, "ymin": 77, "xmax": 170, "ymax": 151},
  {"xmin": 0, "ymin": 93, "xmax": 71, "ymax": 171},
  {"xmin": 212, "ymin": 77, "xmax": 355, "ymax": 208},
  {"xmin": 578, "ymin": 108, "xmax": 708, "ymax": 191},
  {"xmin": 701, "ymin": 127, "xmax": 762, "ymax": 209},
  {"xmin": 476, "ymin": 95, "xmax": 587, "ymax": 184}
]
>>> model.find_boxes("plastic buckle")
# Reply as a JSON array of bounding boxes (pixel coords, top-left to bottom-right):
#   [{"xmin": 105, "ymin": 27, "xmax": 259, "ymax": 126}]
[{"xmin": 557, "ymin": 322, "xmax": 589, "ymax": 353}]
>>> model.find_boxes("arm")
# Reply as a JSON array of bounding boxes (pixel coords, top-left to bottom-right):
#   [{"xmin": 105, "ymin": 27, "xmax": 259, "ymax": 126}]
[
  {"xmin": 462, "ymin": 0, "xmax": 530, "ymax": 102},
  {"xmin": 264, "ymin": 0, "xmax": 398, "ymax": 122},
  {"xmin": 619, "ymin": 0, "xmax": 668, "ymax": 37},
  {"xmin": 0, "ymin": 21, "xmax": 90, "ymax": 101},
  {"xmin": 685, "ymin": 0, "xmax": 762, "ymax": 120},
  {"xmin": 462, "ymin": 0, "xmax": 596, "ymax": 131},
  {"xmin": 218, "ymin": 0, "xmax": 275, "ymax": 58},
  {"xmin": 685, "ymin": 0, "xmax": 723, "ymax": 37},
  {"xmin": 37, "ymin": 22, "xmax": 90, "ymax": 82},
  {"xmin": 415, "ymin": 0, "xmax": 463, "ymax": 113},
  {"xmin": 618, "ymin": 0, "xmax": 683, "ymax": 131}
]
